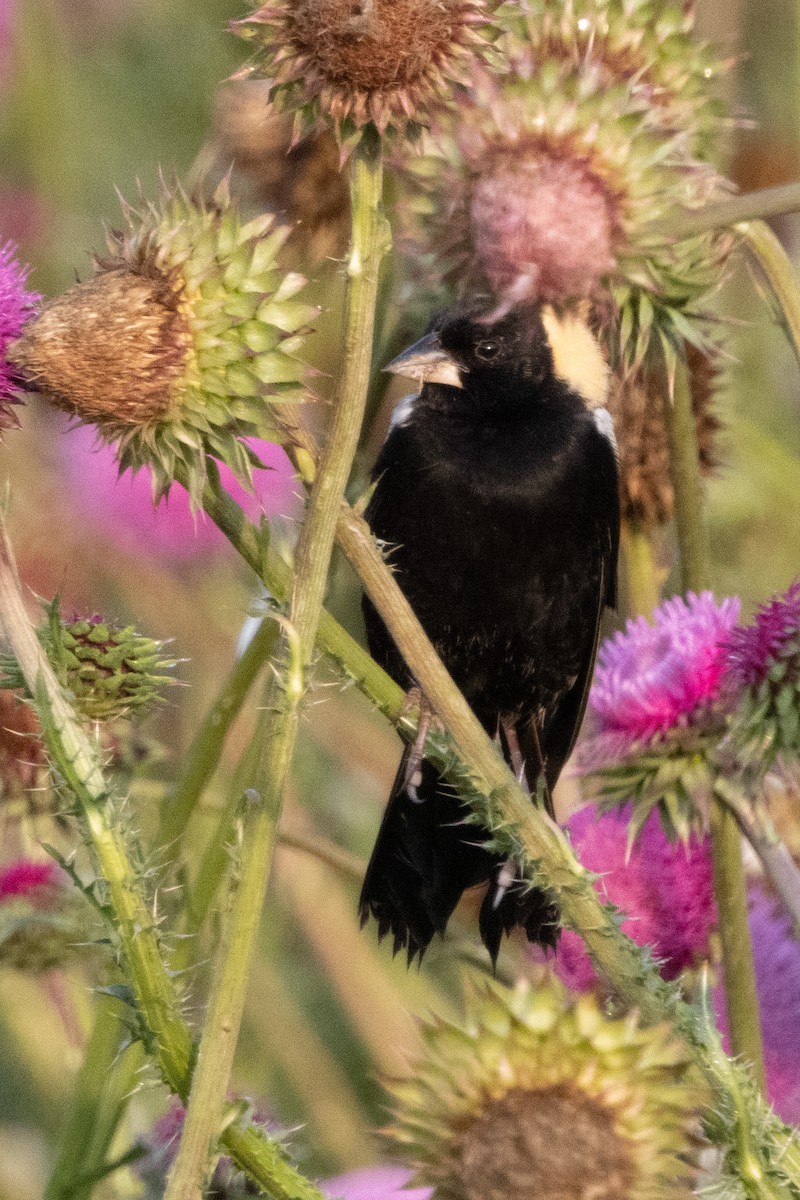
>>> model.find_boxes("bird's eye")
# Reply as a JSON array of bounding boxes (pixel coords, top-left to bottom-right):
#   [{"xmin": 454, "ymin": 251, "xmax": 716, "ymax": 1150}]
[{"xmin": 475, "ymin": 340, "xmax": 500, "ymax": 361}]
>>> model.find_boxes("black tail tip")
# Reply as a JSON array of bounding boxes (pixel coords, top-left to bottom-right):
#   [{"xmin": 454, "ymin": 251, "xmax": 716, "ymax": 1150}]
[{"xmin": 479, "ymin": 880, "xmax": 560, "ymax": 967}]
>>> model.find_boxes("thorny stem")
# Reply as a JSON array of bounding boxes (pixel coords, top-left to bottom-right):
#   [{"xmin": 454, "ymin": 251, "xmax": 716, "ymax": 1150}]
[
  {"xmin": 738, "ymin": 219, "xmax": 800, "ymax": 370},
  {"xmin": 0, "ymin": 512, "xmax": 324, "ymax": 1200},
  {"xmin": 663, "ymin": 359, "xmax": 766, "ymax": 1091},
  {"xmin": 290, "ymin": 124, "xmax": 388, "ymax": 666},
  {"xmin": 164, "ymin": 127, "xmax": 388, "ymax": 1200},
  {"xmin": 163, "ymin": 684, "xmax": 300, "ymax": 1200}
]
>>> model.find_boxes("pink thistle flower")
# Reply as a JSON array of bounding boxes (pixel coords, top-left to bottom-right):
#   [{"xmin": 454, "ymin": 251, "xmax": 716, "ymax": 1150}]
[
  {"xmin": 467, "ymin": 151, "xmax": 617, "ymax": 307},
  {"xmin": 62, "ymin": 422, "xmax": 300, "ymax": 562},
  {"xmin": 724, "ymin": 580, "xmax": 800, "ymax": 691},
  {"xmin": 0, "ymin": 240, "xmax": 39, "ymax": 425},
  {"xmin": 589, "ymin": 591, "xmax": 741, "ymax": 741},
  {"xmin": 323, "ymin": 1167, "xmax": 431, "ymax": 1200},
  {"xmin": 545, "ymin": 805, "xmax": 715, "ymax": 992},
  {"xmin": 714, "ymin": 881, "xmax": 800, "ymax": 1125},
  {"xmin": 0, "ymin": 858, "xmax": 62, "ymax": 904}
]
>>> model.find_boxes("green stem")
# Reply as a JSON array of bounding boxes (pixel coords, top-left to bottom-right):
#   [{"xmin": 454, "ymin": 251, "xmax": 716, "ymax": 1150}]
[
  {"xmin": 662, "ymin": 361, "xmax": 710, "ymax": 594},
  {"xmin": 163, "ymin": 682, "xmax": 312, "ymax": 1200},
  {"xmin": 620, "ymin": 519, "xmax": 662, "ymax": 617},
  {"xmin": 663, "ymin": 360, "xmax": 765, "ymax": 1090},
  {"xmin": 45, "ymin": 994, "xmax": 143, "ymax": 1200},
  {"xmin": 162, "ymin": 128, "xmax": 388, "ymax": 1200},
  {"xmin": 290, "ymin": 126, "xmax": 387, "ymax": 665},
  {"xmin": 159, "ymin": 616, "xmax": 279, "ymax": 850},
  {"xmin": 654, "ymin": 182, "xmax": 800, "ymax": 240},
  {"xmin": 737, "ymin": 218, "xmax": 800, "ymax": 368},
  {"xmin": 186, "ymin": 470, "xmax": 402, "ymax": 720},
  {"xmin": 0, "ymin": 514, "xmax": 323, "ymax": 1200}
]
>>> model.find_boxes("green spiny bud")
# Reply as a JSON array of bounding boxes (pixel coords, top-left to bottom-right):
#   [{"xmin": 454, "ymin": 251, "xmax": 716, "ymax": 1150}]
[
  {"xmin": 387, "ymin": 979, "xmax": 708, "ymax": 1200},
  {"xmin": 1, "ymin": 598, "xmax": 176, "ymax": 722}
]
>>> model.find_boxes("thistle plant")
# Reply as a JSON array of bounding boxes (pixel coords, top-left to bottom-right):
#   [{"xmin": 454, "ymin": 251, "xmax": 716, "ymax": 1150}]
[
  {"xmin": 9, "ymin": 181, "xmax": 314, "ymax": 504},
  {"xmin": 5, "ymin": 2, "xmax": 800, "ymax": 1200}
]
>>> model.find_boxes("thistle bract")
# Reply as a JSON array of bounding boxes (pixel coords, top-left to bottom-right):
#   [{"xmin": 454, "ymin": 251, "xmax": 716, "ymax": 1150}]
[
  {"xmin": 388, "ymin": 980, "xmax": 707, "ymax": 1200},
  {"xmin": 1, "ymin": 599, "xmax": 177, "ymax": 722},
  {"xmin": 233, "ymin": 0, "xmax": 492, "ymax": 146},
  {"xmin": 401, "ymin": 0, "xmax": 734, "ymax": 367},
  {"xmin": 9, "ymin": 181, "xmax": 316, "ymax": 505},
  {"xmin": 724, "ymin": 581, "xmax": 800, "ymax": 770}
]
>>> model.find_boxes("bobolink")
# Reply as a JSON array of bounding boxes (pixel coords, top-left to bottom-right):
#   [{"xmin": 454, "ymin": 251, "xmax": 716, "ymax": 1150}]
[{"xmin": 359, "ymin": 304, "xmax": 620, "ymax": 963}]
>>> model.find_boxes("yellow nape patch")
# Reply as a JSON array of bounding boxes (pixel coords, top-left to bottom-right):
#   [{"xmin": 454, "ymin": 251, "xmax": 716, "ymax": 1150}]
[{"xmin": 541, "ymin": 306, "xmax": 609, "ymax": 409}]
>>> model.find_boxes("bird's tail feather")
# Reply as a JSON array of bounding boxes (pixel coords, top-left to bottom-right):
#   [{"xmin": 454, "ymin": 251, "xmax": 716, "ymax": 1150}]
[
  {"xmin": 359, "ymin": 745, "xmax": 559, "ymax": 964},
  {"xmin": 359, "ymin": 752, "xmax": 491, "ymax": 962},
  {"xmin": 479, "ymin": 866, "xmax": 560, "ymax": 967}
]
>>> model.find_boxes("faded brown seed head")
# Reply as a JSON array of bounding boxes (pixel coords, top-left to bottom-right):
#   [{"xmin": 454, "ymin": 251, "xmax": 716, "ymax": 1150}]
[
  {"xmin": 609, "ymin": 348, "xmax": 721, "ymax": 529},
  {"xmin": 455, "ymin": 1084, "xmax": 635, "ymax": 1200},
  {"xmin": 292, "ymin": 0, "xmax": 460, "ymax": 91},
  {"xmin": 237, "ymin": 0, "xmax": 487, "ymax": 136},
  {"xmin": 9, "ymin": 263, "xmax": 189, "ymax": 427}
]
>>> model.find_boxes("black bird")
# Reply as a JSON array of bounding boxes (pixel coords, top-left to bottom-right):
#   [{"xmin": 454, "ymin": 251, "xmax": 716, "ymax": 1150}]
[{"xmin": 359, "ymin": 303, "xmax": 620, "ymax": 964}]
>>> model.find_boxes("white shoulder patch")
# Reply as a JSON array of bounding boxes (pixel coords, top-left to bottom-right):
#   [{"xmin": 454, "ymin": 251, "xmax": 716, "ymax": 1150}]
[
  {"xmin": 540, "ymin": 306, "xmax": 610, "ymax": 409},
  {"xmin": 593, "ymin": 407, "xmax": 618, "ymax": 455},
  {"xmin": 388, "ymin": 392, "xmax": 418, "ymax": 432}
]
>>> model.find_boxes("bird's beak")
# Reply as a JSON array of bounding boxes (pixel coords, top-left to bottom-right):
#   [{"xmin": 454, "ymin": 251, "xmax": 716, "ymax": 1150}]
[{"xmin": 383, "ymin": 332, "xmax": 463, "ymax": 389}]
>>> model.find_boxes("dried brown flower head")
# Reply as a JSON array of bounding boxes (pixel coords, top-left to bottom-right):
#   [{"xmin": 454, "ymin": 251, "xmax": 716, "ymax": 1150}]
[
  {"xmin": 609, "ymin": 345, "xmax": 722, "ymax": 529},
  {"xmin": 234, "ymin": 0, "xmax": 491, "ymax": 142}
]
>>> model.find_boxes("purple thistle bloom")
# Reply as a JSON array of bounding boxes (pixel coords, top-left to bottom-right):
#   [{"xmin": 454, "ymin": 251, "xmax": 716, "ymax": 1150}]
[
  {"xmin": 714, "ymin": 881, "xmax": 800, "ymax": 1125},
  {"xmin": 0, "ymin": 240, "xmax": 39, "ymax": 426},
  {"xmin": 544, "ymin": 804, "xmax": 715, "ymax": 991},
  {"xmin": 589, "ymin": 591, "xmax": 741, "ymax": 741},
  {"xmin": 0, "ymin": 858, "xmax": 62, "ymax": 904},
  {"xmin": 724, "ymin": 581, "xmax": 800, "ymax": 691}
]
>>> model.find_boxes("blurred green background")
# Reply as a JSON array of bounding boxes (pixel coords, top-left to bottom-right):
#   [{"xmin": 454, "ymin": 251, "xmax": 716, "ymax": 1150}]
[{"xmin": 1, "ymin": 0, "xmax": 800, "ymax": 1196}]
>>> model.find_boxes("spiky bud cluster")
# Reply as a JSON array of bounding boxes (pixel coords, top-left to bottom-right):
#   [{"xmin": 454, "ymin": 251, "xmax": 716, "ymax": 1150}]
[
  {"xmin": 233, "ymin": 0, "xmax": 492, "ymax": 147},
  {"xmin": 388, "ymin": 980, "xmax": 707, "ymax": 1200},
  {"xmin": 725, "ymin": 582, "xmax": 800, "ymax": 770},
  {"xmin": 400, "ymin": 0, "xmax": 733, "ymax": 368},
  {"xmin": 1, "ymin": 599, "xmax": 176, "ymax": 722},
  {"xmin": 0, "ymin": 859, "xmax": 96, "ymax": 973},
  {"xmin": 9, "ymin": 181, "xmax": 315, "ymax": 505}
]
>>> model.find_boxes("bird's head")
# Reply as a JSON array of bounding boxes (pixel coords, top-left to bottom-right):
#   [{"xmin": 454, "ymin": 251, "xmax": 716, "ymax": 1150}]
[{"xmin": 385, "ymin": 304, "xmax": 609, "ymax": 413}]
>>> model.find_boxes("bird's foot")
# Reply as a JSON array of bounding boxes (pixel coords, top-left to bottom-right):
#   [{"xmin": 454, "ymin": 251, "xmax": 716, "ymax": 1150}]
[{"xmin": 401, "ymin": 687, "xmax": 441, "ymax": 802}]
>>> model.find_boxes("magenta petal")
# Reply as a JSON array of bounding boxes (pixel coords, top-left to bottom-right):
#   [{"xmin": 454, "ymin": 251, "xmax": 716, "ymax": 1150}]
[
  {"xmin": 0, "ymin": 858, "xmax": 62, "ymax": 902},
  {"xmin": 62, "ymin": 422, "xmax": 300, "ymax": 561},
  {"xmin": 545, "ymin": 805, "xmax": 715, "ymax": 990},
  {"xmin": 724, "ymin": 580, "xmax": 800, "ymax": 691},
  {"xmin": 589, "ymin": 592, "xmax": 741, "ymax": 739},
  {"xmin": 323, "ymin": 1167, "xmax": 432, "ymax": 1200}
]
